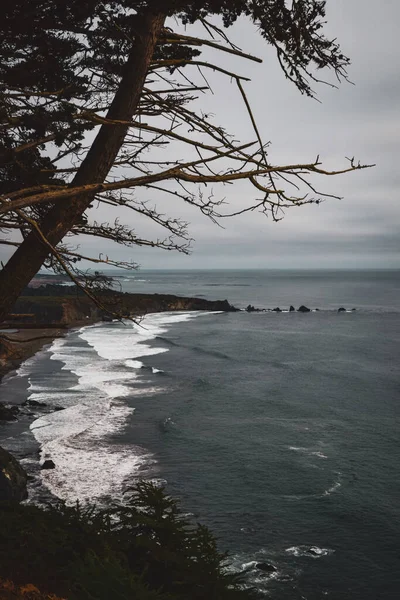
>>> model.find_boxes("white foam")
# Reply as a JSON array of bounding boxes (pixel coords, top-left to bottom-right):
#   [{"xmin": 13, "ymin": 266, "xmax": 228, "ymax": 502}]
[
  {"xmin": 27, "ymin": 311, "xmax": 212, "ymax": 504},
  {"xmin": 323, "ymin": 473, "xmax": 342, "ymax": 496},
  {"xmin": 241, "ymin": 561, "xmax": 259, "ymax": 571},
  {"xmin": 27, "ymin": 333, "xmax": 147, "ymax": 502},
  {"xmin": 30, "ymin": 399, "xmax": 153, "ymax": 504},
  {"xmin": 288, "ymin": 446, "xmax": 328, "ymax": 459},
  {"xmin": 285, "ymin": 545, "xmax": 334, "ymax": 558},
  {"xmin": 79, "ymin": 312, "xmax": 200, "ymax": 362},
  {"xmin": 125, "ymin": 360, "xmax": 144, "ymax": 369},
  {"xmin": 311, "ymin": 451, "xmax": 328, "ymax": 459}
]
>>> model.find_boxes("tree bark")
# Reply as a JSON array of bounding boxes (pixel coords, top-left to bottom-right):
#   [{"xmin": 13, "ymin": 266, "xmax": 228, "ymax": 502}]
[{"xmin": 0, "ymin": 10, "xmax": 166, "ymax": 322}]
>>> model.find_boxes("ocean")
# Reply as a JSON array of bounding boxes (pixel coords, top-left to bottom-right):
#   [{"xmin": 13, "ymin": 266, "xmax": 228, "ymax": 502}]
[{"xmin": 1, "ymin": 269, "xmax": 399, "ymax": 599}]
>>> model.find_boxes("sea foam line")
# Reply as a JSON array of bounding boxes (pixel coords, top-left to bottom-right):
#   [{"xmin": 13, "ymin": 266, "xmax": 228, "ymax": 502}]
[{"xmin": 27, "ymin": 311, "xmax": 214, "ymax": 505}]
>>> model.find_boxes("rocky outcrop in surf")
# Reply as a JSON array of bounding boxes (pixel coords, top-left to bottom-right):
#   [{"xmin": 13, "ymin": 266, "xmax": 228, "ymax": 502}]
[
  {"xmin": 297, "ymin": 305, "xmax": 311, "ymax": 312},
  {"xmin": 0, "ymin": 403, "xmax": 19, "ymax": 421}
]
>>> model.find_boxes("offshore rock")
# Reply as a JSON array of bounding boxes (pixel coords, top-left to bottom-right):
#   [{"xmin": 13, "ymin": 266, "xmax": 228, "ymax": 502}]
[
  {"xmin": 338, "ymin": 307, "xmax": 346, "ymax": 312},
  {"xmin": 24, "ymin": 400, "xmax": 47, "ymax": 408},
  {"xmin": 298, "ymin": 305, "xmax": 311, "ymax": 313},
  {"xmin": 272, "ymin": 307, "xmax": 282, "ymax": 312},
  {"xmin": 0, "ymin": 446, "xmax": 28, "ymax": 502},
  {"xmin": 41, "ymin": 460, "xmax": 55, "ymax": 470},
  {"xmin": 256, "ymin": 562, "xmax": 277, "ymax": 573},
  {"xmin": 289, "ymin": 305, "xmax": 295, "ymax": 312},
  {"xmin": 0, "ymin": 403, "xmax": 19, "ymax": 421}
]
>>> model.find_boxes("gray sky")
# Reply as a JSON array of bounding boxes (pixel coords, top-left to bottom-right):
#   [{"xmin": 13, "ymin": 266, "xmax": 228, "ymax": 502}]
[{"xmin": 2, "ymin": 0, "xmax": 399, "ymax": 270}]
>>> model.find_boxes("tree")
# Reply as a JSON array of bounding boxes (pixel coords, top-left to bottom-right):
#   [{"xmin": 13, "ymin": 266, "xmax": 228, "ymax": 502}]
[
  {"xmin": 0, "ymin": 0, "xmax": 371, "ymax": 321},
  {"xmin": 0, "ymin": 481, "xmax": 256, "ymax": 599}
]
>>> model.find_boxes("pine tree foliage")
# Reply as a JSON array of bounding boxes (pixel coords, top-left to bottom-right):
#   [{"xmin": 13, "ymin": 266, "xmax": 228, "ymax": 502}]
[{"xmin": 0, "ymin": 482, "xmax": 257, "ymax": 600}]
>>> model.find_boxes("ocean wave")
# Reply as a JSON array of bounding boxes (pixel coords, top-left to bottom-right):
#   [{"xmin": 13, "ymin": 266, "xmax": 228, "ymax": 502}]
[
  {"xmin": 225, "ymin": 553, "xmax": 290, "ymax": 595},
  {"xmin": 285, "ymin": 545, "xmax": 334, "ymax": 558},
  {"xmin": 288, "ymin": 446, "xmax": 328, "ymax": 459},
  {"xmin": 26, "ymin": 311, "xmax": 212, "ymax": 505},
  {"xmin": 125, "ymin": 359, "xmax": 144, "ymax": 369},
  {"xmin": 79, "ymin": 311, "xmax": 206, "ymax": 361},
  {"xmin": 155, "ymin": 336, "xmax": 180, "ymax": 347},
  {"xmin": 206, "ymin": 283, "xmax": 250, "ymax": 287},
  {"xmin": 191, "ymin": 345, "xmax": 233, "ymax": 360},
  {"xmin": 323, "ymin": 472, "xmax": 342, "ymax": 496},
  {"xmin": 27, "ymin": 344, "xmax": 154, "ymax": 505}
]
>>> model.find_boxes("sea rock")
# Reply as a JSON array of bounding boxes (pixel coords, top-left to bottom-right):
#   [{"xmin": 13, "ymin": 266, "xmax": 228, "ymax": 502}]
[
  {"xmin": 41, "ymin": 459, "xmax": 55, "ymax": 470},
  {"xmin": 256, "ymin": 562, "xmax": 277, "ymax": 574},
  {"xmin": 0, "ymin": 446, "xmax": 28, "ymax": 502},
  {"xmin": 297, "ymin": 305, "xmax": 311, "ymax": 313},
  {"xmin": 0, "ymin": 403, "xmax": 19, "ymax": 422},
  {"xmin": 338, "ymin": 307, "xmax": 346, "ymax": 312},
  {"xmin": 24, "ymin": 400, "xmax": 47, "ymax": 408},
  {"xmin": 246, "ymin": 304, "xmax": 256, "ymax": 312},
  {"xmin": 289, "ymin": 305, "xmax": 295, "ymax": 312},
  {"xmin": 272, "ymin": 307, "xmax": 282, "ymax": 313}
]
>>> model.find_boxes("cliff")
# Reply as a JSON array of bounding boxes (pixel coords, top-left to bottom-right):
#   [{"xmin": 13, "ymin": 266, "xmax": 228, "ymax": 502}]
[
  {"xmin": 0, "ymin": 289, "xmax": 237, "ymax": 382},
  {"xmin": 11, "ymin": 288, "xmax": 237, "ymax": 325}
]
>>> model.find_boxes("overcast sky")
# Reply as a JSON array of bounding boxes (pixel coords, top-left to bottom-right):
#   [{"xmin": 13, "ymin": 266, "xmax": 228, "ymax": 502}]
[{"xmin": 2, "ymin": 0, "xmax": 399, "ymax": 271}]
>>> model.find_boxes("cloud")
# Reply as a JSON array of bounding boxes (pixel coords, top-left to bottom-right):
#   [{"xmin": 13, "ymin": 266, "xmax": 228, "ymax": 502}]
[{"xmin": 1, "ymin": 0, "xmax": 398, "ymax": 271}]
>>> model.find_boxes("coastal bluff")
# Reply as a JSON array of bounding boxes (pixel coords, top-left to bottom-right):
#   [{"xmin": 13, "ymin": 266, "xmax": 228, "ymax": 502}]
[
  {"xmin": 9, "ymin": 286, "xmax": 238, "ymax": 325},
  {"xmin": 0, "ymin": 287, "xmax": 237, "ymax": 381}
]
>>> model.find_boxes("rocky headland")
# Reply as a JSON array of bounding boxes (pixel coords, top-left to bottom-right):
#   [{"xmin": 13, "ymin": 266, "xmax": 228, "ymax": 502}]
[{"xmin": 0, "ymin": 285, "xmax": 237, "ymax": 383}]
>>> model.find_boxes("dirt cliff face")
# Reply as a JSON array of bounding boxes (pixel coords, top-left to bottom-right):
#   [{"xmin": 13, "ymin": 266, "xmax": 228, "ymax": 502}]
[
  {"xmin": 0, "ymin": 579, "xmax": 65, "ymax": 600},
  {"xmin": 0, "ymin": 338, "xmax": 25, "ymax": 360},
  {"xmin": 60, "ymin": 299, "xmax": 100, "ymax": 324}
]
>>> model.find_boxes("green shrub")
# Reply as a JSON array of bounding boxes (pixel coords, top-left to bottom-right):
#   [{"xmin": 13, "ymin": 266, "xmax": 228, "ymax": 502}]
[{"xmin": 0, "ymin": 482, "xmax": 256, "ymax": 600}]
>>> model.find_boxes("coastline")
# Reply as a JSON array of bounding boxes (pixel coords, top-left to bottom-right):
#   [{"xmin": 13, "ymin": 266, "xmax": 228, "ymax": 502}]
[
  {"xmin": 0, "ymin": 306, "xmax": 233, "ymax": 507},
  {"xmin": 0, "ymin": 291, "xmax": 236, "ymax": 385},
  {"xmin": 0, "ymin": 319, "xmax": 96, "ymax": 385}
]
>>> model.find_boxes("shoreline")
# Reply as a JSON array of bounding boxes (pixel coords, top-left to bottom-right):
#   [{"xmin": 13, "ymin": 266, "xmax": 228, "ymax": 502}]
[
  {"xmin": 0, "ymin": 293, "xmax": 236, "ymax": 385},
  {"xmin": 0, "ymin": 318, "xmax": 98, "ymax": 385},
  {"xmin": 0, "ymin": 307, "xmax": 229, "ymax": 506}
]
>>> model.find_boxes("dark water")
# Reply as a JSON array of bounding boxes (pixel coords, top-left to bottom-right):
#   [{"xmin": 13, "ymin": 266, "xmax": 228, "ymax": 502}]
[
  {"xmin": 1, "ymin": 270, "xmax": 399, "ymax": 599},
  {"xmin": 119, "ymin": 268, "xmax": 400, "ymax": 312}
]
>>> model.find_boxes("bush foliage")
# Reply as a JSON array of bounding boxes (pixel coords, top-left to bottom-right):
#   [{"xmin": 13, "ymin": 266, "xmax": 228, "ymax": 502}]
[{"xmin": 0, "ymin": 482, "xmax": 257, "ymax": 600}]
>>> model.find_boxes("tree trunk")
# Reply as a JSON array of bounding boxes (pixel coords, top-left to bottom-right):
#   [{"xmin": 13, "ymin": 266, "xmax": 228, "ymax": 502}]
[{"xmin": 0, "ymin": 10, "xmax": 166, "ymax": 322}]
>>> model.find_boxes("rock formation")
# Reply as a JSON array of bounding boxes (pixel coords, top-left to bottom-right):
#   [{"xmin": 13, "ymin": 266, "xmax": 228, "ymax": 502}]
[
  {"xmin": 41, "ymin": 460, "xmax": 55, "ymax": 470},
  {"xmin": 0, "ymin": 403, "xmax": 19, "ymax": 421},
  {"xmin": 0, "ymin": 446, "xmax": 28, "ymax": 502},
  {"xmin": 297, "ymin": 305, "xmax": 311, "ymax": 312}
]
